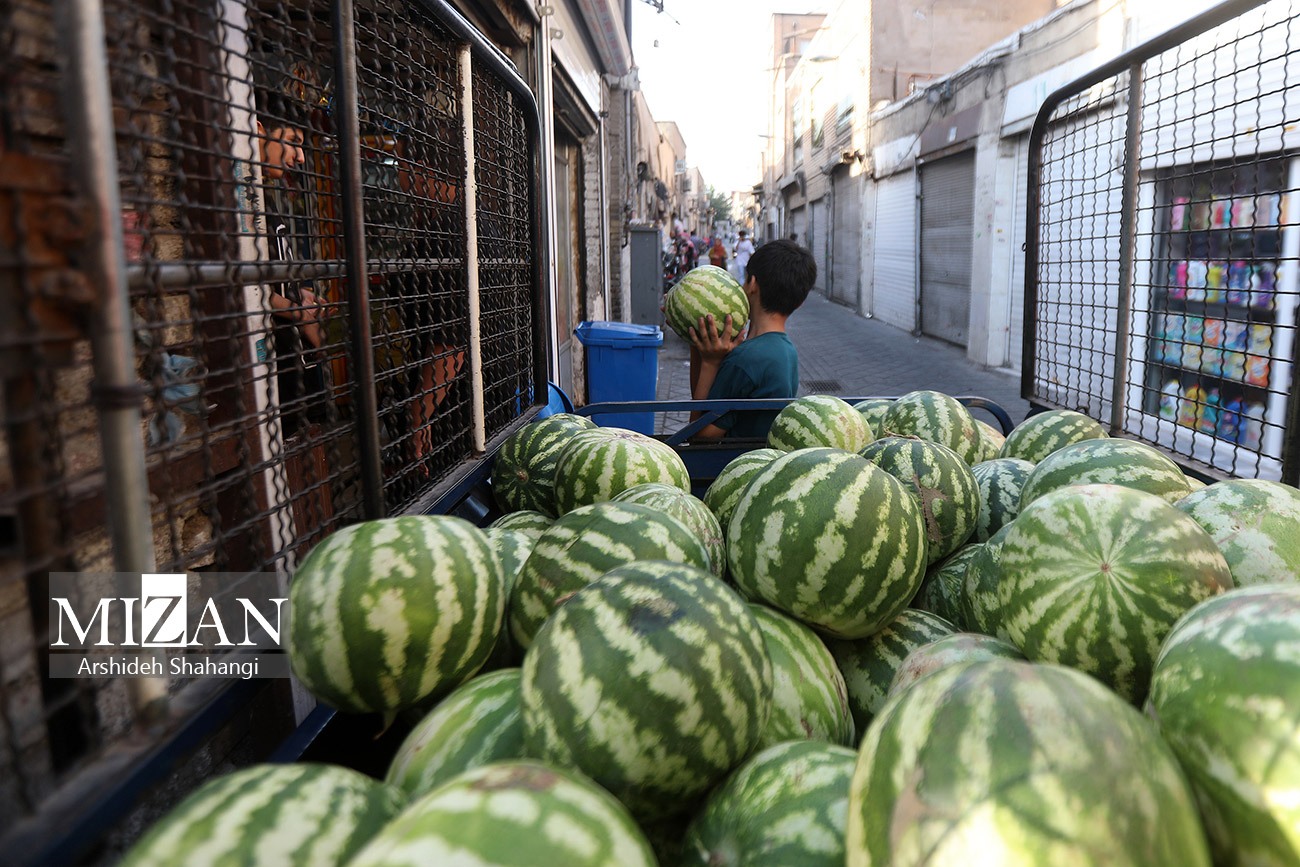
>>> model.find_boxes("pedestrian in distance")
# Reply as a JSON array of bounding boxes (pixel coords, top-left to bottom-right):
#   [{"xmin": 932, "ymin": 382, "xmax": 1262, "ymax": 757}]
[
  {"xmin": 708, "ymin": 235, "xmax": 727, "ymax": 269},
  {"xmin": 688, "ymin": 239, "xmax": 816, "ymax": 440},
  {"xmin": 732, "ymin": 229, "xmax": 755, "ymax": 278}
]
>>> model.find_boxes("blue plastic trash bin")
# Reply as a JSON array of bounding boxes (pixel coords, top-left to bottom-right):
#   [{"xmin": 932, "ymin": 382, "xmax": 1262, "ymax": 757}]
[{"xmin": 574, "ymin": 321, "xmax": 663, "ymax": 434}]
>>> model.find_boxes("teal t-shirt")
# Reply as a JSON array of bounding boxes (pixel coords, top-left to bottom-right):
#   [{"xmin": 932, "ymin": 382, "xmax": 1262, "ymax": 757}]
[{"xmin": 706, "ymin": 332, "xmax": 799, "ymax": 438}]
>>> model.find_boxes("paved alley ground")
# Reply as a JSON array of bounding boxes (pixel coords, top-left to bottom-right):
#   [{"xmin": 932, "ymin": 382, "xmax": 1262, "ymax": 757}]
[{"xmin": 654, "ymin": 290, "xmax": 1030, "ymax": 436}]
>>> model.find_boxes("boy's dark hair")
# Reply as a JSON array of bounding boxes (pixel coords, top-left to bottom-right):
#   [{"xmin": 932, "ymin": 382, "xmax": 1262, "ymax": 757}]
[{"xmin": 745, "ymin": 238, "xmax": 815, "ymax": 315}]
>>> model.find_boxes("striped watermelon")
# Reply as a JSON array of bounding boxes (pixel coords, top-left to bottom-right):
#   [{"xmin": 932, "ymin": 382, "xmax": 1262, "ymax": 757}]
[
  {"xmin": 553, "ymin": 427, "xmax": 690, "ymax": 515},
  {"xmin": 970, "ymin": 457, "xmax": 1034, "ymax": 541},
  {"xmin": 1019, "ymin": 438, "xmax": 1191, "ymax": 508},
  {"xmin": 825, "ymin": 609, "xmax": 956, "ymax": 733},
  {"xmin": 1148, "ymin": 585, "xmax": 1300, "ymax": 866},
  {"xmin": 664, "ymin": 264, "xmax": 750, "ymax": 341},
  {"xmin": 879, "ymin": 390, "xmax": 981, "ymax": 464},
  {"xmin": 492, "ymin": 413, "xmax": 598, "ymax": 516},
  {"xmin": 521, "ymin": 562, "xmax": 773, "ymax": 820},
  {"xmin": 750, "ymin": 604, "xmax": 855, "ymax": 749},
  {"xmin": 768, "ymin": 395, "xmax": 874, "ymax": 452},
  {"xmin": 287, "ymin": 516, "xmax": 506, "ymax": 715},
  {"xmin": 912, "ymin": 544, "xmax": 979, "ymax": 629},
  {"xmin": 860, "ymin": 437, "xmax": 979, "ymax": 563},
  {"xmin": 887, "ymin": 632, "xmax": 1024, "ymax": 698},
  {"xmin": 613, "ymin": 483, "xmax": 726, "ymax": 579},
  {"xmin": 961, "ymin": 528, "xmax": 1012, "ymax": 641},
  {"xmin": 488, "ymin": 510, "xmax": 553, "ymax": 537},
  {"xmin": 350, "ymin": 762, "xmax": 656, "ymax": 867},
  {"xmin": 703, "ymin": 447, "xmax": 783, "ymax": 530},
  {"xmin": 1174, "ymin": 478, "xmax": 1300, "ymax": 587},
  {"xmin": 480, "ymin": 528, "xmax": 534, "ymax": 670},
  {"xmin": 853, "ymin": 398, "xmax": 892, "ymax": 433},
  {"xmin": 386, "ymin": 669, "xmax": 524, "ymax": 799},
  {"xmin": 973, "ymin": 418, "xmax": 1006, "ymax": 462},
  {"xmin": 999, "ymin": 484, "xmax": 1233, "ymax": 704},
  {"xmin": 727, "ymin": 448, "xmax": 928, "ymax": 638},
  {"xmin": 847, "ymin": 659, "xmax": 1211, "ymax": 867},
  {"xmin": 509, "ymin": 502, "xmax": 710, "ymax": 648},
  {"xmin": 1185, "ymin": 475, "xmax": 1208, "ymax": 492},
  {"xmin": 1000, "ymin": 408, "xmax": 1107, "ymax": 463},
  {"xmin": 120, "ymin": 764, "xmax": 403, "ymax": 867},
  {"xmin": 684, "ymin": 741, "xmax": 857, "ymax": 867}
]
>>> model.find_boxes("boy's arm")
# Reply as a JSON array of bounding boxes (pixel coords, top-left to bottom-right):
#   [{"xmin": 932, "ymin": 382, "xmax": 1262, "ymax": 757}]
[{"xmin": 688, "ymin": 314, "xmax": 742, "ymax": 441}]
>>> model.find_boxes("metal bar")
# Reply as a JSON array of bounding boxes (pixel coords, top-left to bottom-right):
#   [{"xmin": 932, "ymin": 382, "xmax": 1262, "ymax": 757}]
[
  {"xmin": 1108, "ymin": 62, "xmax": 1145, "ymax": 435},
  {"xmin": 535, "ymin": 7, "xmax": 563, "ymax": 382},
  {"xmin": 333, "ymin": 0, "xmax": 384, "ymax": 520},
  {"xmin": 1021, "ymin": 124, "xmax": 1041, "ymax": 396},
  {"xmin": 55, "ymin": 0, "xmax": 168, "ymax": 719},
  {"xmin": 460, "ymin": 44, "xmax": 486, "ymax": 455},
  {"xmin": 124, "ymin": 258, "xmax": 476, "ymax": 289}
]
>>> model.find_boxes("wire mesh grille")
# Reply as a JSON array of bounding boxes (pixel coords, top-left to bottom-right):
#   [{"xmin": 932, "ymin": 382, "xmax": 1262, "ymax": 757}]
[
  {"xmin": 1029, "ymin": 0, "xmax": 1300, "ymax": 482},
  {"xmin": 0, "ymin": 0, "xmax": 541, "ymax": 834}
]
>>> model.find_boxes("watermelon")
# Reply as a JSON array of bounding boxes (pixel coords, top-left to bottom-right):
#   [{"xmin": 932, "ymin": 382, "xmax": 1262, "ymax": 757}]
[
  {"xmin": 386, "ymin": 669, "xmax": 524, "ymax": 799},
  {"xmin": 552, "ymin": 427, "xmax": 690, "ymax": 515},
  {"xmin": 492, "ymin": 413, "xmax": 598, "ymax": 516},
  {"xmin": 887, "ymin": 632, "xmax": 1024, "ymax": 698},
  {"xmin": 970, "ymin": 457, "xmax": 1034, "ymax": 541},
  {"xmin": 703, "ymin": 447, "xmax": 783, "ymax": 530},
  {"xmin": 480, "ymin": 528, "xmax": 534, "ymax": 670},
  {"xmin": 488, "ymin": 510, "xmax": 553, "ymax": 537},
  {"xmin": 664, "ymin": 264, "xmax": 749, "ymax": 341},
  {"xmin": 860, "ymin": 437, "xmax": 979, "ymax": 563},
  {"xmin": 1148, "ymin": 585, "xmax": 1300, "ymax": 866},
  {"xmin": 847, "ymin": 659, "xmax": 1211, "ymax": 867},
  {"xmin": 613, "ymin": 483, "xmax": 726, "ymax": 579},
  {"xmin": 961, "ymin": 527, "xmax": 1012, "ymax": 641},
  {"xmin": 1000, "ymin": 408, "xmax": 1107, "ymax": 463},
  {"xmin": 999, "ymin": 484, "xmax": 1233, "ymax": 704},
  {"xmin": 825, "ymin": 609, "xmax": 956, "ymax": 733},
  {"xmin": 853, "ymin": 398, "xmax": 891, "ymax": 433},
  {"xmin": 1174, "ymin": 478, "xmax": 1300, "ymax": 587},
  {"xmin": 509, "ymin": 501, "xmax": 711, "ymax": 648},
  {"xmin": 767, "ymin": 395, "xmax": 873, "ymax": 452},
  {"xmin": 521, "ymin": 562, "xmax": 773, "ymax": 820},
  {"xmin": 350, "ymin": 762, "xmax": 656, "ymax": 867},
  {"xmin": 750, "ymin": 604, "xmax": 855, "ymax": 749},
  {"xmin": 973, "ymin": 418, "xmax": 1007, "ymax": 462},
  {"xmin": 727, "ymin": 448, "xmax": 928, "ymax": 638},
  {"xmin": 120, "ymin": 764, "xmax": 403, "ymax": 867},
  {"xmin": 1185, "ymin": 475, "xmax": 1207, "ymax": 492},
  {"xmin": 879, "ymin": 390, "xmax": 981, "ymax": 464},
  {"xmin": 912, "ymin": 544, "xmax": 979, "ymax": 628},
  {"xmin": 1018, "ymin": 438, "xmax": 1191, "ymax": 508},
  {"xmin": 683, "ymin": 741, "xmax": 857, "ymax": 867},
  {"xmin": 287, "ymin": 516, "xmax": 506, "ymax": 715}
]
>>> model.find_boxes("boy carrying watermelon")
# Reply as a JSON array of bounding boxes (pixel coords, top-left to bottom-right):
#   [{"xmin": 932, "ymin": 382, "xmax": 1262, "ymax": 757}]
[{"xmin": 688, "ymin": 239, "xmax": 816, "ymax": 440}]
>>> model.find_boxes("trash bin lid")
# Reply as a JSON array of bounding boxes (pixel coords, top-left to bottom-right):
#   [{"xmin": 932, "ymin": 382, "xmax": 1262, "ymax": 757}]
[{"xmin": 574, "ymin": 321, "xmax": 664, "ymax": 348}]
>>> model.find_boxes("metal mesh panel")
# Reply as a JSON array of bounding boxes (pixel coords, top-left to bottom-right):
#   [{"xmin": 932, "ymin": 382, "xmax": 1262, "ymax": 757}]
[
  {"xmin": 0, "ymin": 0, "xmax": 541, "ymax": 837},
  {"xmin": 475, "ymin": 62, "xmax": 537, "ymax": 445},
  {"xmin": 1029, "ymin": 0, "xmax": 1300, "ymax": 483}
]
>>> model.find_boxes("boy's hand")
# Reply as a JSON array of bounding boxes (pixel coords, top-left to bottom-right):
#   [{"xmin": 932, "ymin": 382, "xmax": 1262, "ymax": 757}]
[{"xmin": 688, "ymin": 314, "xmax": 743, "ymax": 364}]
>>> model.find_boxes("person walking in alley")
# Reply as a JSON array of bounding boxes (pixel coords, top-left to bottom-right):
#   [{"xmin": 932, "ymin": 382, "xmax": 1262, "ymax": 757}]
[
  {"xmin": 688, "ymin": 239, "xmax": 815, "ymax": 440},
  {"xmin": 732, "ymin": 229, "xmax": 755, "ymax": 278},
  {"xmin": 708, "ymin": 235, "xmax": 727, "ymax": 269}
]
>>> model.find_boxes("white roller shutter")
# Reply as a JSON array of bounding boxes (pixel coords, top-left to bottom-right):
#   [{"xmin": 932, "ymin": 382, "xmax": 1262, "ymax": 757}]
[
  {"xmin": 872, "ymin": 172, "xmax": 916, "ymax": 331},
  {"xmin": 1007, "ymin": 135, "xmax": 1029, "ymax": 371},
  {"xmin": 920, "ymin": 152, "xmax": 976, "ymax": 347}
]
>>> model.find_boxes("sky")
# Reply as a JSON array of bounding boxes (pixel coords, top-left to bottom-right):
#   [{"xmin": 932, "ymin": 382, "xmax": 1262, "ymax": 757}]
[{"xmin": 630, "ymin": 0, "xmax": 829, "ymax": 195}]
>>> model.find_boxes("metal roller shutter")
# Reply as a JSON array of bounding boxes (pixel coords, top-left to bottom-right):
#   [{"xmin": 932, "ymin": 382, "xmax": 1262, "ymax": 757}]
[
  {"xmin": 1007, "ymin": 135, "xmax": 1029, "ymax": 371},
  {"xmin": 920, "ymin": 152, "xmax": 976, "ymax": 346},
  {"xmin": 830, "ymin": 166, "xmax": 861, "ymax": 307},
  {"xmin": 872, "ymin": 172, "xmax": 916, "ymax": 330}
]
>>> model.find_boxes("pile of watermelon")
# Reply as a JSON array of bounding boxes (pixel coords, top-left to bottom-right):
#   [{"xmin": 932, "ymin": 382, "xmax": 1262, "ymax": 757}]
[{"xmin": 123, "ymin": 395, "xmax": 1300, "ymax": 867}]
